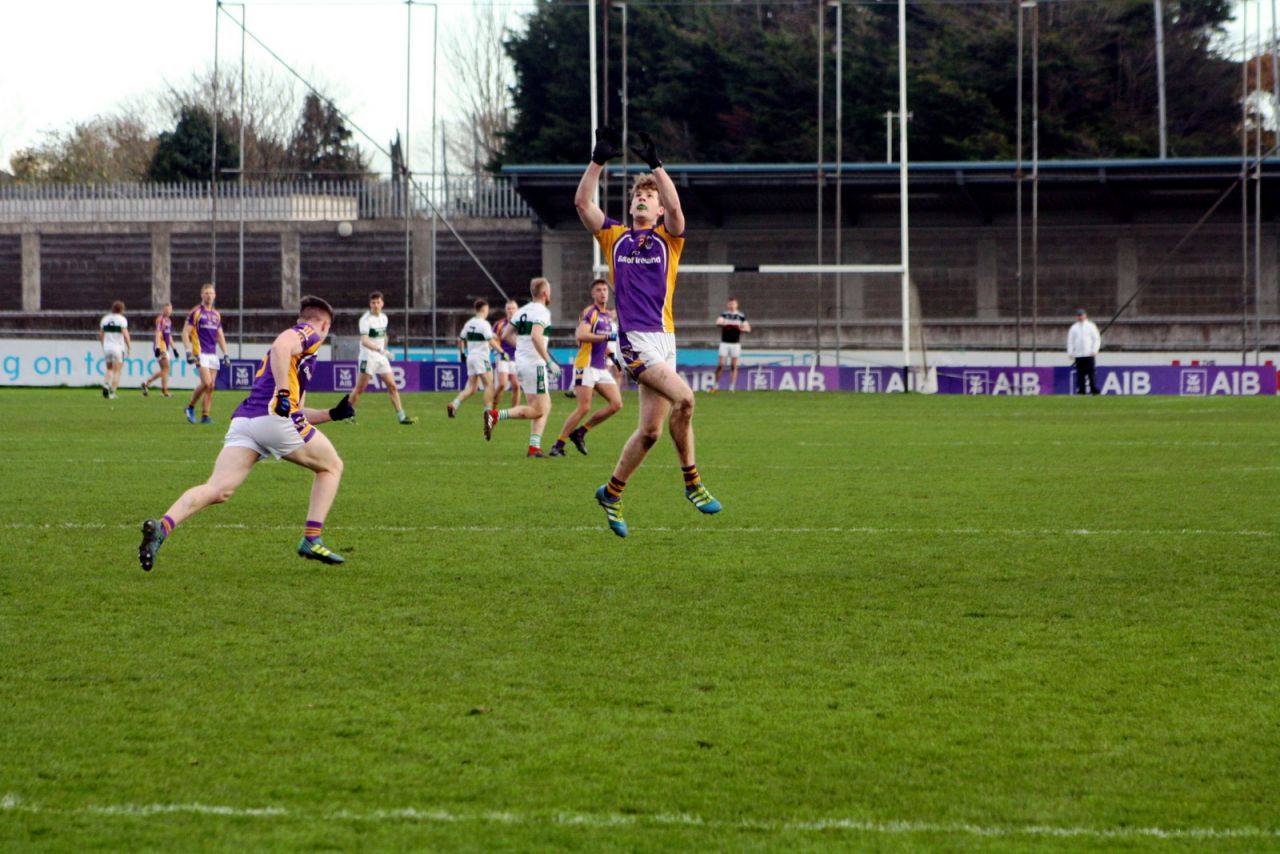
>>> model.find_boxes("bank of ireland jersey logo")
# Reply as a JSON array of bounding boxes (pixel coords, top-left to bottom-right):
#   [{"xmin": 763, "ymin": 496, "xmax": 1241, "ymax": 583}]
[
  {"xmin": 333, "ymin": 363, "xmax": 356, "ymax": 391},
  {"xmin": 1180, "ymin": 369, "xmax": 1207, "ymax": 396},
  {"xmin": 963, "ymin": 370, "xmax": 988, "ymax": 395},
  {"xmin": 435, "ymin": 364, "xmax": 462, "ymax": 392}
]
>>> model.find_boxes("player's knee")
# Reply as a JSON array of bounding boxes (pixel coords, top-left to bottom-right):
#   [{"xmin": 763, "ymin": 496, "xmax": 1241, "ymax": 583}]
[
  {"xmin": 639, "ymin": 425, "xmax": 662, "ymax": 447},
  {"xmin": 673, "ymin": 392, "xmax": 695, "ymax": 417}
]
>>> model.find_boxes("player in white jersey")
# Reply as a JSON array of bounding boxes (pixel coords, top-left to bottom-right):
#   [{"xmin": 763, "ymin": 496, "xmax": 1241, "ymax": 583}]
[
  {"xmin": 98, "ymin": 300, "xmax": 132, "ymax": 399},
  {"xmin": 348, "ymin": 291, "xmax": 417, "ymax": 424},
  {"xmin": 484, "ymin": 277, "xmax": 562, "ymax": 457},
  {"xmin": 448, "ymin": 299, "xmax": 501, "ymax": 417}
]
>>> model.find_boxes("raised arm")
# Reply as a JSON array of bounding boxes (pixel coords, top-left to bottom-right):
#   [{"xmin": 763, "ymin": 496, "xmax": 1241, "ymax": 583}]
[
  {"xmin": 576, "ymin": 127, "xmax": 623, "ymax": 233},
  {"xmin": 630, "ymin": 131, "xmax": 684, "ymax": 236}
]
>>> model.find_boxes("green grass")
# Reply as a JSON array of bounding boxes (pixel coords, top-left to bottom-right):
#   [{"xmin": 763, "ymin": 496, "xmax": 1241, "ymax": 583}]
[{"xmin": 1, "ymin": 387, "xmax": 1277, "ymax": 851}]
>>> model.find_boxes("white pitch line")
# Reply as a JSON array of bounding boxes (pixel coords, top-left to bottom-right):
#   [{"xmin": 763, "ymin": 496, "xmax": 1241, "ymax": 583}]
[
  {"xmin": 1, "ymin": 794, "xmax": 1274, "ymax": 842},
  {"xmin": 0, "ymin": 521, "xmax": 1271, "ymax": 538}
]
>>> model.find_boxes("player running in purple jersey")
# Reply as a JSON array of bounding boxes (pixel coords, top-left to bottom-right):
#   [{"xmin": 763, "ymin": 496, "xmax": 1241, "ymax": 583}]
[
  {"xmin": 575, "ymin": 127, "xmax": 721, "ymax": 537},
  {"xmin": 139, "ymin": 296, "xmax": 356, "ymax": 570},
  {"xmin": 549, "ymin": 279, "xmax": 622, "ymax": 457}
]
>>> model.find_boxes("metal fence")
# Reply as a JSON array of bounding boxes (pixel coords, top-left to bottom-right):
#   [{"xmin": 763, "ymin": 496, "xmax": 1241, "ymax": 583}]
[{"xmin": 0, "ymin": 175, "xmax": 532, "ymax": 223}]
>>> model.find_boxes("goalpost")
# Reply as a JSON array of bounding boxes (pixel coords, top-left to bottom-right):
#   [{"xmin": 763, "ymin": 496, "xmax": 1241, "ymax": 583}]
[{"xmin": 587, "ymin": 0, "xmax": 917, "ymax": 390}]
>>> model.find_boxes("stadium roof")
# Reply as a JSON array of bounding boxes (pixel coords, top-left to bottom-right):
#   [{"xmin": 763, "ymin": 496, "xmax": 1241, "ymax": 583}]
[{"xmin": 500, "ymin": 157, "xmax": 1280, "ymax": 228}]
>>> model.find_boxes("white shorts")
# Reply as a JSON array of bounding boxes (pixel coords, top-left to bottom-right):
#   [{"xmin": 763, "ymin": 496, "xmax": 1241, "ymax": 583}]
[
  {"xmin": 574, "ymin": 366, "xmax": 616, "ymax": 388},
  {"xmin": 103, "ymin": 345, "xmax": 126, "ymax": 365},
  {"xmin": 223, "ymin": 414, "xmax": 308, "ymax": 460},
  {"xmin": 198, "ymin": 353, "xmax": 221, "ymax": 371},
  {"xmin": 617, "ymin": 330, "xmax": 676, "ymax": 379},
  {"xmin": 516, "ymin": 359, "xmax": 548, "ymax": 395},
  {"xmin": 360, "ymin": 350, "xmax": 392, "ymax": 377},
  {"xmin": 497, "ymin": 359, "xmax": 515, "ymax": 376},
  {"xmin": 466, "ymin": 355, "xmax": 491, "ymax": 378},
  {"xmin": 718, "ymin": 342, "xmax": 742, "ymax": 359}
]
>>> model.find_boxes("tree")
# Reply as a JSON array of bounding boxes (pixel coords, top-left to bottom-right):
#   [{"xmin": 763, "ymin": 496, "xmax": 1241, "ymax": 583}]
[
  {"xmin": 148, "ymin": 105, "xmax": 239, "ymax": 182},
  {"xmin": 500, "ymin": 0, "xmax": 1242, "ymax": 165},
  {"xmin": 160, "ymin": 66, "xmax": 315, "ymax": 177},
  {"xmin": 444, "ymin": 3, "xmax": 515, "ymax": 173},
  {"xmin": 7, "ymin": 113, "xmax": 155, "ymax": 183},
  {"xmin": 285, "ymin": 93, "xmax": 369, "ymax": 179}
]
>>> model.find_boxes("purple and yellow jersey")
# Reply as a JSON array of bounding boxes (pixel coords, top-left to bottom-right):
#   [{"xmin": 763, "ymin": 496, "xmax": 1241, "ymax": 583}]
[
  {"xmin": 231, "ymin": 322, "xmax": 324, "ymax": 442},
  {"xmin": 594, "ymin": 217, "xmax": 684, "ymax": 334},
  {"xmin": 573, "ymin": 304, "xmax": 614, "ymax": 370},
  {"xmin": 493, "ymin": 317, "xmax": 516, "ymax": 360},
  {"xmin": 155, "ymin": 314, "xmax": 173, "ymax": 351},
  {"xmin": 186, "ymin": 305, "xmax": 222, "ymax": 356}
]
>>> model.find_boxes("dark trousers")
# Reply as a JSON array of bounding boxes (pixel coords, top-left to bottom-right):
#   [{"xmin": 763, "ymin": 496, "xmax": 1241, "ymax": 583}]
[{"xmin": 1074, "ymin": 356, "xmax": 1100, "ymax": 395}]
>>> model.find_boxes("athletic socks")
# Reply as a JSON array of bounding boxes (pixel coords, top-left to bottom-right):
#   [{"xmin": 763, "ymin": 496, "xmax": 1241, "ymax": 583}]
[
  {"xmin": 396, "ymin": 409, "xmax": 406, "ymax": 421},
  {"xmin": 303, "ymin": 520, "xmax": 324, "ymax": 542},
  {"xmin": 604, "ymin": 475, "xmax": 627, "ymax": 501},
  {"xmin": 529, "ymin": 434, "xmax": 541, "ymax": 449},
  {"xmin": 682, "ymin": 465, "xmax": 701, "ymax": 489},
  {"xmin": 449, "ymin": 397, "xmax": 461, "ymax": 410},
  {"xmin": 160, "ymin": 515, "xmax": 175, "ymax": 537},
  {"xmin": 497, "ymin": 410, "xmax": 511, "ymax": 421}
]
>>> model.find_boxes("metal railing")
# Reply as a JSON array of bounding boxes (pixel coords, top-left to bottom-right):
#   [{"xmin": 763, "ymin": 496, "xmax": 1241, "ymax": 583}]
[{"xmin": 0, "ymin": 175, "xmax": 532, "ymax": 223}]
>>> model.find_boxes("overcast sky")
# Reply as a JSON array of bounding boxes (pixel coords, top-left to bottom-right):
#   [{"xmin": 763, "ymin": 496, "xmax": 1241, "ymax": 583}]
[
  {"xmin": 1, "ymin": 0, "xmax": 1272, "ymax": 177},
  {"xmin": 0, "ymin": 0, "xmax": 534, "ymax": 176}
]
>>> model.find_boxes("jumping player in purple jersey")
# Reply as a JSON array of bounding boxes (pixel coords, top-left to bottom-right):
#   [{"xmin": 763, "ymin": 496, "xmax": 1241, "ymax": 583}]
[
  {"xmin": 138, "ymin": 296, "xmax": 356, "ymax": 571},
  {"xmin": 575, "ymin": 127, "xmax": 721, "ymax": 537}
]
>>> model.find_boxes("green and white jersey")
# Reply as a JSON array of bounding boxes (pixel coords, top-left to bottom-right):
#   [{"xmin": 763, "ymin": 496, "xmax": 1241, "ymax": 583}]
[
  {"xmin": 513, "ymin": 301, "xmax": 551, "ymax": 364},
  {"xmin": 99, "ymin": 312, "xmax": 128, "ymax": 350},
  {"xmin": 459, "ymin": 317, "xmax": 495, "ymax": 359},
  {"xmin": 358, "ymin": 311, "xmax": 388, "ymax": 360}
]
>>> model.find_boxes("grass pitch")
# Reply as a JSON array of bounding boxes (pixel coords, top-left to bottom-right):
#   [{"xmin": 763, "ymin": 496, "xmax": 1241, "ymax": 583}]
[{"xmin": 0, "ymin": 387, "xmax": 1277, "ymax": 851}]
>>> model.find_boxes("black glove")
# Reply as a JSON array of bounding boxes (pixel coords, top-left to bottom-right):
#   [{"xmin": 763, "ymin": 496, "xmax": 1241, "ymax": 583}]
[
  {"xmin": 153, "ymin": 346, "xmax": 163, "ymax": 359},
  {"xmin": 328, "ymin": 394, "xmax": 356, "ymax": 422},
  {"xmin": 220, "ymin": 354, "xmax": 231, "ymax": 368},
  {"xmin": 591, "ymin": 126, "xmax": 623, "ymax": 165},
  {"xmin": 273, "ymin": 389, "xmax": 292, "ymax": 417},
  {"xmin": 185, "ymin": 351, "xmax": 196, "ymax": 365},
  {"xmin": 630, "ymin": 130, "xmax": 662, "ymax": 170}
]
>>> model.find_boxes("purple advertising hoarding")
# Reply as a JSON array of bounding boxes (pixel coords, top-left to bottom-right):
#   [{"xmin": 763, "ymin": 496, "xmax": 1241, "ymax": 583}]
[{"xmin": 223, "ymin": 360, "xmax": 1277, "ymax": 396}]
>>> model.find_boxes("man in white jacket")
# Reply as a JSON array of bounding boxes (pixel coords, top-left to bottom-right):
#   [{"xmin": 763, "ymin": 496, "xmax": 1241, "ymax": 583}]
[{"xmin": 1067, "ymin": 308, "xmax": 1102, "ymax": 395}]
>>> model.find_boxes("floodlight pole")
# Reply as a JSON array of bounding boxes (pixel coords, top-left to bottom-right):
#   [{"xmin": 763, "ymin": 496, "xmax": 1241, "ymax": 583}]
[
  {"xmin": 404, "ymin": 0, "xmax": 413, "ymax": 361},
  {"xmin": 1255, "ymin": 0, "xmax": 1263, "ymax": 366},
  {"xmin": 237, "ymin": 2, "xmax": 245, "ymax": 359},
  {"xmin": 832, "ymin": 0, "xmax": 843, "ymax": 367},
  {"xmin": 816, "ymin": 2, "xmax": 825, "ymax": 368},
  {"xmin": 898, "ymin": 0, "xmax": 910, "ymax": 388},
  {"xmin": 211, "ymin": 1, "xmax": 220, "ymax": 290},
  {"xmin": 1031, "ymin": 0, "xmax": 1039, "ymax": 368},
  {"xmin": 1154, "ymin": 0, "xmax": 1168, "ymax": 159},
  {"xmin": 430, "ymin": 3, "xmax": 438, "ymax": 359},
  {"xmin": 589, "ymin": 0, "xmax": 602, "ymax": 278},
  {"xmin": 1241, "ymin": 9, "xmax": 1249, "ymax": 365},
  {"xmin": 1016, "ymin": 1, "xmax": 1026, "ymax": 368}
]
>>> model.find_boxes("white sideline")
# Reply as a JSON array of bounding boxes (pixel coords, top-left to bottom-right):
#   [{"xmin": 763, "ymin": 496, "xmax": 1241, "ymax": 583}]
[
  {"xmin": 1, "ymin": 794, "xmax": 1275, "ymax": 841},
  {"xmin": 0, "ymin": 521, "xmax": 1273, "ymax": 538}
]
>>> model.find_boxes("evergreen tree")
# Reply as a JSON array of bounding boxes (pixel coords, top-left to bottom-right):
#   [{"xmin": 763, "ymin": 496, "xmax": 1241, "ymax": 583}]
[
  {"xmin": 285, "ymin": 93, "xmax": 369, "ymax": 179},
  {"xmin": 148, "ymin": 105, "xmax": 239, "ymax": 182}
]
